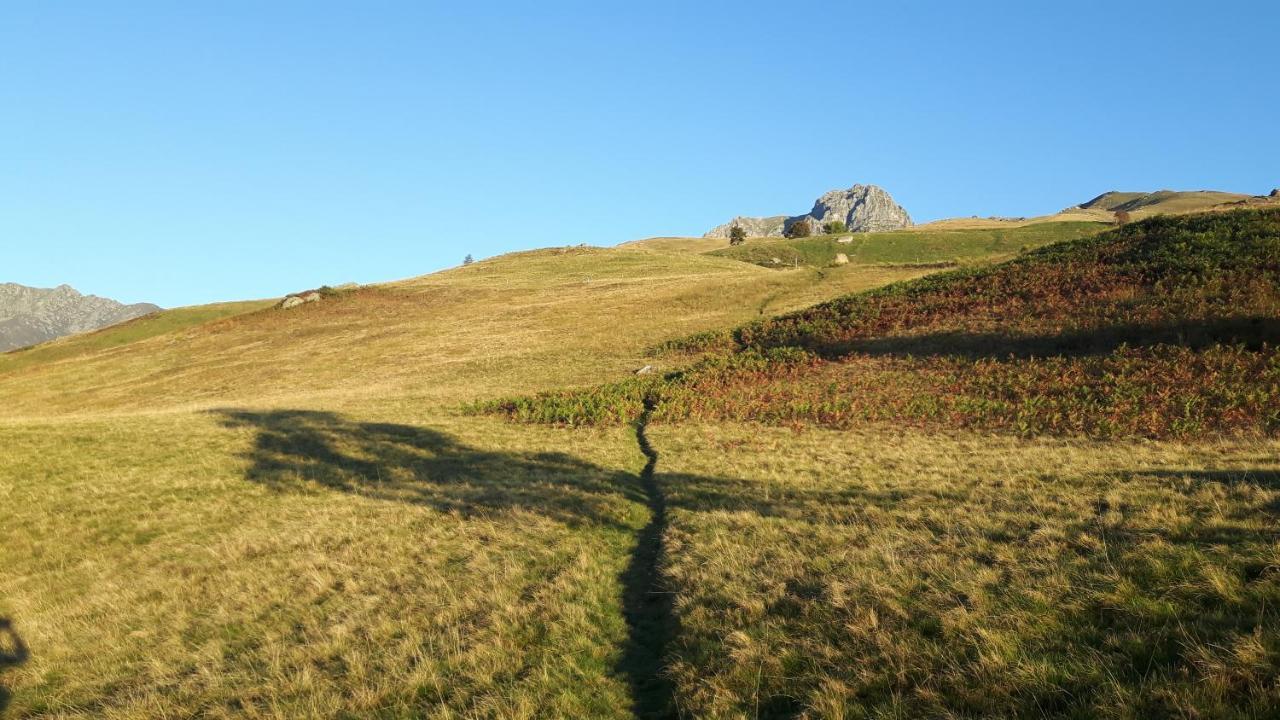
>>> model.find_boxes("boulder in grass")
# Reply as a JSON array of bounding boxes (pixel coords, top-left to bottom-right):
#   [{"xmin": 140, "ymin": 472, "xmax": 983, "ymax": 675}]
[{"xmin": 279, "ymin": 291, "xmax": 323, "ymax": 310}]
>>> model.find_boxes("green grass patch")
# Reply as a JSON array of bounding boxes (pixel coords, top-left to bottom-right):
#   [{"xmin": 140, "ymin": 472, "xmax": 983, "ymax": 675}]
[{"xmin": 709, "ymin": 221, "xmax": 1107, "ymax": 269}]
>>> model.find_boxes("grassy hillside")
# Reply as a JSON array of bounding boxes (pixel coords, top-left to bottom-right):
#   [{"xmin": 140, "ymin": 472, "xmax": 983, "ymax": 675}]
[
  {"xmin": 0, "ymin": 300, "xmax": 274, "ymax": 376},
  {"xmin": 708, "ymin": 221, "xmax": 1106, "ymax": 269},
  {"xmin": 472, "ymin": 209, "xmax": 1280, "ymax": 717},
  {"xmin": 916, "ymin": 189, "xmax": 1279, "ymax": 230},
  {"xmin": 1081, "ymin": 189, "xmax": 1252, "ymax": 213},
  {"xmin": 619, "ymin": 236, "xmax": 730, "ymax": 254},
  {"xmin": 488, "ymin": 209, "xmax": 1280, "ymax": 438},
  {"xmin": 4, "ymin": 211, "xmax": 1279, "ymax": 718},
  {"xmin": 0, "ymin": 245, "xmax": 941, "ymax": 717},
  {"xmin": 0, "ymin": 247, "xmax": 931, "ymax": 418}
]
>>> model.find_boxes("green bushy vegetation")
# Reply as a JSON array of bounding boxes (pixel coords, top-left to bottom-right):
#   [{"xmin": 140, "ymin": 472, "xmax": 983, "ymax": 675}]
[
  {"xmin": 710, "ymin": 221, "xmax": 1106, "ymax": 269},
  {"xmin": 731, "ymin": 209, "xmax": 1280, "ymax": 355},
  {"xmin": 487, "ymin": 210, "xmax": 1280, "ymax": 440},
  {"xmin": 783, "ymin": 218, "xmax": 812, "ymax": 238}
]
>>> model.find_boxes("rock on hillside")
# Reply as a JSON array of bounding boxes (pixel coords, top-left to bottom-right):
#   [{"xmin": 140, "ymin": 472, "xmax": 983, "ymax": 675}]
[
  {"xmin": 0, "ymin": 283, "xmax": 160, "ymax": 352},
  {"xmin": 705, "ymin": 184, "xmax": 912, "ymax": 238},
  {"xmin": 704, "ymin": 215, "xmax": 789, "ymax": 239}
]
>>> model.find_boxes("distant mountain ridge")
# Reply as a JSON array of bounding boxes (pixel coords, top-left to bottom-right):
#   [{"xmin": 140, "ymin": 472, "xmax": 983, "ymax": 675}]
[
  {"xmin": 1073, "ymin": 189, "xmax": 1253, "ymax": 214},
  {"xmin": 0, "ymin": 283, "xmax": 160, "ymax": 352},
  {"xmin": 705, "ymin": 184, "xmax": 913, "ymax": 238}
]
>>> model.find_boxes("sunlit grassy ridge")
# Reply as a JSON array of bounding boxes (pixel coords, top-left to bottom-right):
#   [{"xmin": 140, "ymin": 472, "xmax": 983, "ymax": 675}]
[
  {"xmin": 485, "ymin": 210, "xmax": 1280, "ymax": 437},
  {"xmin": 708, "ymin": 221, "xmax": 1106, "ymax": 269},
  {"xmin": 0, "ymin": 247, "xmax": 931, "ymax": 418}
]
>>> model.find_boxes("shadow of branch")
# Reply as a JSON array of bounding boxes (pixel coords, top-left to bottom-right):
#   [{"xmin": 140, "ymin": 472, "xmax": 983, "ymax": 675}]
[{"xmin": 0, "ymin": 618, "xmax": 30, "ymax": 712}]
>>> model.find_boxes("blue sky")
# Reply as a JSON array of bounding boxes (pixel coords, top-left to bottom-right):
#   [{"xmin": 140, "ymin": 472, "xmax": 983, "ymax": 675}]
[{"xmin": 3, "ymin": 1, "xmax": 1277, "ymax": 307}]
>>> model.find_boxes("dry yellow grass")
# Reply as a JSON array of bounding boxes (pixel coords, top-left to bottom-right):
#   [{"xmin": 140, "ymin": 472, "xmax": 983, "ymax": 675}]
[
  {"xmin": 0, "ymin": 243, "xmax": 933, "ymax": 718},
  {"xmin": 916, "ymin": 191, "xmax": 1279, "ymax": 230},
  {"xmin": 3, "ymin": 221, "xmax": 1276, "ymax": 718},
  {"xmin": 618, "ymin": 237, "xmax": 732, "ymax": 254},
  {"xmin": 649, "ymin": 422, "xmax": 1280, "ymax": 718},
  {"xmin": 0, "ymin": 247, "xmax": 928, "ymax": 420},
  {"xmin": 1, "ymin": 410, "xmax": 647, "ymax": 718}
]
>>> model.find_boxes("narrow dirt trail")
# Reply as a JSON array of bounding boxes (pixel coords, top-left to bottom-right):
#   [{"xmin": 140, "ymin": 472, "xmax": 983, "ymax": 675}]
[{"xmin": 616, "ymin": 396, "xmax": 678, "ymax": 718}]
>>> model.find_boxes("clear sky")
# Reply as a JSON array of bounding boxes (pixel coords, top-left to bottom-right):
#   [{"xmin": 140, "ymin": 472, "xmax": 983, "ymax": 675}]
[{"xmin": 3, "ymin": 1, "xmax": 1277, "ymax": 307}]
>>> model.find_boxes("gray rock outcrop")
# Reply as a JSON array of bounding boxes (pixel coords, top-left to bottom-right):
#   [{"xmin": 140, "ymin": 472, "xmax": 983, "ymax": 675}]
[
  {"xmin": 279, "ymin": 291, "xmax": 323, "ymax": 310},
  {"xmin": 0, "ymin": 283, "xmax": 160, "ymax": 352},
  {"xmin": 704, "ymin": 215, "xmax": 789, "ymax": 239},
  {"xmin": 704, "ymin": 184, "xmax": 912, "ymax": 239}
]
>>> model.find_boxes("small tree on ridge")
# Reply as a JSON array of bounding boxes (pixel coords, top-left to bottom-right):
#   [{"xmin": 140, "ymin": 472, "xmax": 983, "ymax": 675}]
[
  {"xmin": 785, "ymin": 218, "xmax": 812, "ymax": 239},
  {"xmin": 728, "ymin": 225, "xmax": 747, "ymax": 246}
]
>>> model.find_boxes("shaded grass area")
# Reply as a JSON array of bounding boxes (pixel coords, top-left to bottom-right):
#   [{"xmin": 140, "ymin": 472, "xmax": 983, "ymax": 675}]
[
  {"xmin": 0, "ymin": 619, "xmax": 29, "ymax": 713},
  {"xmin": 708, "ymin": 221, "xmax": 1106, "ymax": 269}
]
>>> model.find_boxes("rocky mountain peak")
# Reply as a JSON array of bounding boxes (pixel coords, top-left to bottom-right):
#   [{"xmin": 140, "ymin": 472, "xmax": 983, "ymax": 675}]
[
  {"xmin": 705, "ymin": 184, "xmax": 912, "ymax": 239},
  {"xmin": 0, "ymin": 283, "xmax": 160, "ymax": 352}
]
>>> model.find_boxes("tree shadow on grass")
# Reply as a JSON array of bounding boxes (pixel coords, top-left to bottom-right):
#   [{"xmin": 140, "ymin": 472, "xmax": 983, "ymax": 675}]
[
  {"xmin": 213, "ymin": 409, "xmax": 680, "ymax": 718},
  {"xmin": 0, "ymin": 618, "xmax": 30, "ymax": 713},
  {"xmin": 1130, "ymin": 467, "xmax": 1280, "ymax": 489}
]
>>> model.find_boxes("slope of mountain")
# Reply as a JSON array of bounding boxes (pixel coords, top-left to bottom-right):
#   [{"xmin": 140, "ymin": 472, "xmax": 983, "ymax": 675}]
[
  {"xmin": 493, "ymin": 208, "xmax": 1280, "ymax": 439},
  {"xmin": 1077, "ymin": 189, "xmax": 1251, "ymax": 213},
  {"xmin": 0, "ymin": 283, "xmax": 160, "ymax": 352},
  {"xmin": 3, "ymin": 209, "xmax": 1279, "ymax": 719},
  {"xmin": 0, "ymin": 246, "xmax": 936, "ymax": 418},
  {"xmin": 909, "ymin": 188, "xmax": 1280, "ymax": 230},
  {"xmin": 704, "ymin": 184, "xmax": 912, "ymax": 238}
]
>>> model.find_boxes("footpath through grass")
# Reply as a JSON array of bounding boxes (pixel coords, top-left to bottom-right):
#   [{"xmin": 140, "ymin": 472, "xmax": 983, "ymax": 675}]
[
  {"xmin": 468, "ymin": 210, "xmax": 1280, "ymax": 716},
  {"xmin": 5, "ymin": 214, "xmax": 1280, "ymax": 718}
]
